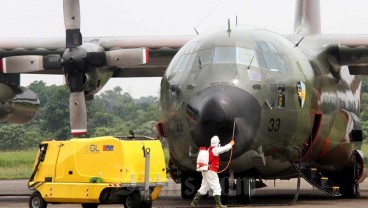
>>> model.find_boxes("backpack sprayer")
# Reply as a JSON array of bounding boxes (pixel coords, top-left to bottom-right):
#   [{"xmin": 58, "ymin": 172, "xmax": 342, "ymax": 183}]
[{"xmin": 196, "ymin": 119, "xmax": 236, "ymax": 173}]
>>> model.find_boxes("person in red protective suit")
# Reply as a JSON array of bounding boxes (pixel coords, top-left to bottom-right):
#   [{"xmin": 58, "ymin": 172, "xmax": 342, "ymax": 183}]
[{"xmin": 191, "ymin": 135, "xmax": 235, "ymax": 208}]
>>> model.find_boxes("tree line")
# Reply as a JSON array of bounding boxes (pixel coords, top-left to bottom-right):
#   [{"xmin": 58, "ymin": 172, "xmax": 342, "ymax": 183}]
[{"xmin": 0, "ymin": 81, "xmax": 159, "ymax": 151}]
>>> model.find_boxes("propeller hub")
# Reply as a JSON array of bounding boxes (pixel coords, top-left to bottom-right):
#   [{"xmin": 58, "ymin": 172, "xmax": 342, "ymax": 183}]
[{"xmin": 62, "ymin": 47, "xmax": 88, "ymax": 74}]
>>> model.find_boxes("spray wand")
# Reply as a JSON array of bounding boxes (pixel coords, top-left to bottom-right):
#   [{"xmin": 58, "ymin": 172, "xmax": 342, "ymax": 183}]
[{"xmin": 217, "ymin": 119, "xmax": 236, "ymax": 173}]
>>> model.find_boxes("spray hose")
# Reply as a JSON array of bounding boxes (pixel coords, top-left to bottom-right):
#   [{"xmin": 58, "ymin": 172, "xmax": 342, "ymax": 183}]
[
  {"xmin": 216, "ymin": 119, "xmax": 236, "ymax": 174},
  {"xmin": 216, "ymin": 145, "xmax": 233, "ymax": 173}
]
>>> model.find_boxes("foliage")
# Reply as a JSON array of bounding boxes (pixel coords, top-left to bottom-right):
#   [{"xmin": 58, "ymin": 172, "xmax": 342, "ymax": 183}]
[
  {"xmin": 28, "ymin": 81, "xmax": 70, "ymax": 140},
  {"xmin": 0, "ymin": 82, "xmax": 159, "ymax": 151},
  {"xmin": 361, "ymin": 78, "xmax": 368, "ymax": 140},
  {"xmin": 0, "ymin": 125, "xmax": 42, "ymax": 151}
]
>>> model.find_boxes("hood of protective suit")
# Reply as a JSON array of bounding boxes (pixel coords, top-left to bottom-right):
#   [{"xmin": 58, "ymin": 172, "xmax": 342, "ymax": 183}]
[{"xmin": 210, "ymin": 136, "xmax": 220, "ymax": 147}]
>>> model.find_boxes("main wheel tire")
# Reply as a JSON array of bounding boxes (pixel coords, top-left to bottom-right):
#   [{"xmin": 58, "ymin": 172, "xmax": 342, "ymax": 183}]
[
  {"xmin": 124, "ymin": 191, "xmax": 141, "ymax": 208},
  {"xmin": 220, "ymin": 176, "xmax": 229, "ymax": 205},
  {"xmin": 81, "ymin": 203, "xmax": 98, "ymax": 208},
  {"xmin": 340, "ymin": 183, "xmax": 360, "ymax": 198},
  {"xmin": 29, "ymin": 192, "xmax": 47, "ymax": 208},
  {"xmin": 236, "ymin": 177, "xmax": 252, "ymax": 204}
]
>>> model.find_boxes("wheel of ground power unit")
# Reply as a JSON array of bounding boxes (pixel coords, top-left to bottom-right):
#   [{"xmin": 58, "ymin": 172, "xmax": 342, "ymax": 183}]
[
  {"xmin": 124, "ymin": 191, "xmax": 141, "ymax": 208},
  {"xmin": 81, "ymin": 203, "xmax": 99, "ymax": 208},
  {"xmin": 29, "ymin": 192, "xmax": 47, "ymax": 208},
  {"xmin": 140, "ymin": 196, "xmax": 153, "ymax": 208}
]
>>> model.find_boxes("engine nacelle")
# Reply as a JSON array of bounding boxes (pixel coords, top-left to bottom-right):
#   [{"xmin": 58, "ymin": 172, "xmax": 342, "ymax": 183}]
[{"xmin": 0, "ymin": 83, "xmax": 39, "ymax": 124}]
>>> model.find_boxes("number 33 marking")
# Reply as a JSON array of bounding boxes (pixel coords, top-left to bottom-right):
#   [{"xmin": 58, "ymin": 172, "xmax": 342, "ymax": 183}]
[{"xmin": 268, "ymin": 118, "xmax": 281, "ymax": 132}]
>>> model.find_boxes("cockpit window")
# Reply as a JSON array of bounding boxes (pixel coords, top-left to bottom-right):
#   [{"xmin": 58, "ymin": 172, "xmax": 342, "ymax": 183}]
[
  {"xmin": 184, "ymin": 41, "xmax": 199, "ymax": 55},
  {"xmin": 256, "ymin": 41, "xmax": 277, "ymax": 52},
  {"xmin": 213, "ymin": 47, "xmax": 259, "ymax": 67},
  {"xmin": 198, "ymin": 49, "xmax": 214, "ymax": 65},
  {"xmin": 213, "ymin": 47, "xmax": 236, "ymax": 64},
  {"xmin": 237, "ymin": 48, "xmax": 259, "ymax": 66},
  {"xmin": 255, "ymin": 41, "xmax": 287, "ymax": 72}
]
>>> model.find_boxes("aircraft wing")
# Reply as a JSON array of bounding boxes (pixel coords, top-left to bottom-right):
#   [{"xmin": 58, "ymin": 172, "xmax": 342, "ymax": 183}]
[
  {"xmin": 287, "ymin": 34, "xmax": 368, "ymax": 75},
  {"xmin": 96, "ymin": 36, "xmax": 193, "ymax": 77},
  {"xmin": 0, "ymin": 35, "xmax": 193, "ymax": 77}
]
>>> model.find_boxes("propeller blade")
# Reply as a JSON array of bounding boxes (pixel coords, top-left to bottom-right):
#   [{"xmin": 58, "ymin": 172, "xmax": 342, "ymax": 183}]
[
  {"xmin": 63, "ymin": 0, "xmax": 80, "ymax": 30},
  {"xmin": 0, "ymin": 55, "xmax": 62, "ymax": 73},
  {"xmin": 105, "ymin": 48, "xmax": 149, "ymax": 68},
  {"xmin": 63, "ymin": 0, "xmax": 82, "ymax": 48},
  {"xmin": 0, "ymin": 56, "xmax": 44, "ymax": 73},
  {"xmin": 69, "ymin": 91, "xmax": 87, "ymax": 136}
]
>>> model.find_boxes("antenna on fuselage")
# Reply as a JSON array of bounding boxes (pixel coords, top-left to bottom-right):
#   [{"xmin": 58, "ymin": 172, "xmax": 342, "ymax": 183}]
[
  {"xmin": 247, "ymin": 56, "xmax": 255, "ymax": 69},
  {"xmin": 227, "ymin": 19, "xmax": 231, "ymax": 33},
  {"xmin": 294, "ymin": 36, "xmax": 305, "ymax": 47},
  {"xmin": 194, "ymin": 28, "xmax": 199, "ymax": 35},
  {"xmin": 236, "ymin": 15, "xmax": 238, "ymax": 27},
  {"xmin": 198, "ymin": 57, "xmax": 202, "ymax": 69}
]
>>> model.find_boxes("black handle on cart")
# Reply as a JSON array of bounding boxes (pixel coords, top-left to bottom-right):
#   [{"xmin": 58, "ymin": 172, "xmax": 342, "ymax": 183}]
[{"xmin": 28, "ymin": 143, "xmax": 48, "ymax": 189}]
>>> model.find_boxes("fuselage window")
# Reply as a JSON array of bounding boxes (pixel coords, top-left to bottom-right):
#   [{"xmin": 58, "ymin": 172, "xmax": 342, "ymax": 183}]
[{"xmin": 277, "ymin": 85, "xmax": 286, "ymax": 108}]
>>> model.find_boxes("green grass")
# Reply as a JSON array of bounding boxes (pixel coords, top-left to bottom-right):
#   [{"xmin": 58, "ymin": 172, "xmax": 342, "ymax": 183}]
[{"xmin": 0, "ymin": 150, "xmax": 38, "ymax": 179}]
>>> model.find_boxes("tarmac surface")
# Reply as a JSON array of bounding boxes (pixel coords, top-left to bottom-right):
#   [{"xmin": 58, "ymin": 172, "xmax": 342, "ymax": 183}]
[{"xmin": 1, "ymin": 178, "xmax": 368, "ymax": 207}]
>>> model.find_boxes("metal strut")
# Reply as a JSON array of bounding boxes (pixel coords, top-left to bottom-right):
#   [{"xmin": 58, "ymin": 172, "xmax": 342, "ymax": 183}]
[{"xmin": 291, "ymin": 145, "xmax": 302, "ymax": 205}]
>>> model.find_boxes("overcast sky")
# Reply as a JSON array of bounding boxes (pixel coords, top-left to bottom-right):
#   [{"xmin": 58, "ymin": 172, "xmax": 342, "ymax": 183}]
[{"xmin": 1, "ymin": 0, "xmax": 368, "ymax": 98}]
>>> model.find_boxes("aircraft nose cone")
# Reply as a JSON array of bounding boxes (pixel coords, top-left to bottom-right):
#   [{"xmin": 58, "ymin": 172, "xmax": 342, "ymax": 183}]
[{"xmin": 186, "ymin": 85, "xmax": 261, "ymax": 159}]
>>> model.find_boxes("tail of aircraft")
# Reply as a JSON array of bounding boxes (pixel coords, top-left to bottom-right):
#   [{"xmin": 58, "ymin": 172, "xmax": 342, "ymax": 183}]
[{"xmin": 294, "ymin": 0, "xmax": 321, "ymax": 34}]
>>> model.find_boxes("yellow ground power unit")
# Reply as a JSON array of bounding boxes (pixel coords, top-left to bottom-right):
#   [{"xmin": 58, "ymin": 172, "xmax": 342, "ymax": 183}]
[{"xmin": 28, "ymin": 136, "xmax": 168, "ymax": 208}]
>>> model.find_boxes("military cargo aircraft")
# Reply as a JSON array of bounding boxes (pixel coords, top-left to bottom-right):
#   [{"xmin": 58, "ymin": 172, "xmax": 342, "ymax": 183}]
[
  {"xmin": 156, "ymin": 0, "xmax": 368, "ymax": 204},
  {"xmin": 0, "ymin": 0, "xmax": 368, "ymax": 205}
]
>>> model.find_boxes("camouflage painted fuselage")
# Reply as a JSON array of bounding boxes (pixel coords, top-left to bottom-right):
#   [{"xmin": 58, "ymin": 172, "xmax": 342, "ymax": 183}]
[{"xmin": 159, "ymin": 26, "xmax": 360, "ymax": 179}]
